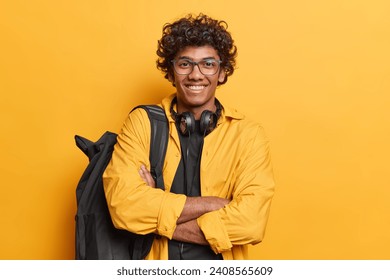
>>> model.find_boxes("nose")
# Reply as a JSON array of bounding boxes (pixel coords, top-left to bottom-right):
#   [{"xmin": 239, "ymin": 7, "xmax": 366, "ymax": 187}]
[{"xmin": 188, "ymin": 63, "xmax": 204, "ymax": 80}]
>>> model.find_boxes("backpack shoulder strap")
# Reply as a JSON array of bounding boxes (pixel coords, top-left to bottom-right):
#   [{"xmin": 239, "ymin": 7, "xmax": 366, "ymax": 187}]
[{"xmin": 131, "ymin": 105, "xmax": 168, "ymax": 190}]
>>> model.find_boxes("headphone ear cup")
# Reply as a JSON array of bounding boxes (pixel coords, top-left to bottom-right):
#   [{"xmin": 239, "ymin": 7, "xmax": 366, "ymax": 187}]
[
  {"xmin": 179, "ymin": 112, "xmax": 195, "ymax": 136},
  {"xmin": 200, "ymin": 110, "xmax": 217, "ymax": 135}
]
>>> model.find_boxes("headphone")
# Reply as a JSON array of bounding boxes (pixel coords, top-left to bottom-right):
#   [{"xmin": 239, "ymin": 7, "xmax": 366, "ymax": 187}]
[{"xmin": 170, "ymin": 97, "xmax": 222, "ymax": 137}]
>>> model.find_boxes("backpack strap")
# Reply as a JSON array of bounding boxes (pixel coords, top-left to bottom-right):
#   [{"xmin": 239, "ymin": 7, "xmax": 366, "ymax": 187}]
[
  {"xmin": 130, "ymin": 105, "xmax": 168, "ymax": 259},
  {"xmin": 131, "ymin": 105, "xmax": 168, "ymax": 190}
]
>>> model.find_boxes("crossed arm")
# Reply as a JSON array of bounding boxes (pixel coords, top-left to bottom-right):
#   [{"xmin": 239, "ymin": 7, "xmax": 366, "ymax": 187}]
[{"xmin": 139, "ymin": 165, "xmax": 229, "ymax": 245}]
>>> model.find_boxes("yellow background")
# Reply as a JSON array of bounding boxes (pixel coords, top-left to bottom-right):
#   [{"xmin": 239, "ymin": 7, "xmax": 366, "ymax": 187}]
[{"xmin": 1, "ymin": 0, "xmax": 389, "ymax": 259}]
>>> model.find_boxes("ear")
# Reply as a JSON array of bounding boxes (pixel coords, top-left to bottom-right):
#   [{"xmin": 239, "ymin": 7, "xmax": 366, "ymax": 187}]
[
  {"xmin": 168, "ymin": 73, "xmax": 176, "ymax": 87},
  {"xmin": 218, "ymin": 69, "xmax": 226, "ymax": 84}
]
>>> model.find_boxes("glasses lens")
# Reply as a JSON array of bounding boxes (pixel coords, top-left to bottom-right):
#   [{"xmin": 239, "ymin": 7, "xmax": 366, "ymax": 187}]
[
  {"xmin": 174, "ymin": 59, "xmax": 193, "ymax": 75},
  {"xmin": 173, "ymin": 59, "xmax": 220, "ymax": 75},
  {"xmin": 199, "ymin": 59, "xmax": 220, "ymax": 75}
]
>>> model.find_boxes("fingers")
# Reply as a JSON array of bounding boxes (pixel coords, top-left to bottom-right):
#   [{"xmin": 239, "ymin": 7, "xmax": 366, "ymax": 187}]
[
  {"xmin": 139, "ymin": 167, "xmax": 147, "ymax": 181},
  {"xmin": 139, "ymin": 165, "xmax": 156, "ymax": 187},
  {"xmin": 207, "ymin": 196, "xmax": 230, "ymax": 211}
]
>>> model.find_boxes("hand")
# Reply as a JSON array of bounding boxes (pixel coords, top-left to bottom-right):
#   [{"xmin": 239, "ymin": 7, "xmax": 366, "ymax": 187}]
[
  {"xmin": 177, "ymin": 196, "xmax": 230, "ymax": 224},
  {"xmin": 172, "ymin": 219, "xmax": 208, "ymax": 245},
  {"xmin": 138, "ymin": 165, "xmax": 156, "ymax": 188},
  {"xmin": 204, "ymin": 196, "xmax": 230, "ymax": 212}
]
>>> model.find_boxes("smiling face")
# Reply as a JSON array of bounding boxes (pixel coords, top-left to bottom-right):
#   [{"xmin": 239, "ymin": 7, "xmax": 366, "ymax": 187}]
[{"xmin": 169, "ymin": 45, "xmax": 226, "ymax": 119}]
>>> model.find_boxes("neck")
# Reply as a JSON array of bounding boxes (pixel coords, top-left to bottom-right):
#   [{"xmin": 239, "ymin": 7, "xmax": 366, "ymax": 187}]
[
  {"xmin": 175, "ymin": 99, "xmax": 217, "ymax": 120},
  {"xmin": 179, "ymin": 106, "xmax": 216, "ymax": 120}
]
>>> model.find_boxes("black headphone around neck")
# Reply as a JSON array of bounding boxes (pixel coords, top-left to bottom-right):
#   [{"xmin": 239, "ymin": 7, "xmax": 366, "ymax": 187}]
[{"xmin": 170, "ymin": 97, "xmax": 222, "ymax": 137}]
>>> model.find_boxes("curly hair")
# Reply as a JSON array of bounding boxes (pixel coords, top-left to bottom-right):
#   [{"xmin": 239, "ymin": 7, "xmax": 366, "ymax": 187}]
[{"xmin": 156, "ymin": 14, "xmax": 237, "ymax": 86}]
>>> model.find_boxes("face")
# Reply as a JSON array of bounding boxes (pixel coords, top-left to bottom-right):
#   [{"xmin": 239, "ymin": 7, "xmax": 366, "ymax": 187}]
[{"xmin": 169, "ymin": 45, "xmax": 226, "ymax": 117}]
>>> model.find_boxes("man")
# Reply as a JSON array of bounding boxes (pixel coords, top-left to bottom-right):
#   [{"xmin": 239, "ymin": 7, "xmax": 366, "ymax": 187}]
[{"xmin": 103, "ymin": 14, "xmax": 275, "ymax": 260}]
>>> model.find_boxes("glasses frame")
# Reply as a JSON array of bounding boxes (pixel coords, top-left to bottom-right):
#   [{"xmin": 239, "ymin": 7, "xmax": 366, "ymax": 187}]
[{"xmin": 171, "ymin": 58, "xmax": 222, "ymax": 76}]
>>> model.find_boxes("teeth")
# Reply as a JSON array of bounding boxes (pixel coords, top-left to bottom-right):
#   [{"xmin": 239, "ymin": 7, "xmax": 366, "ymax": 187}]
[{"xmin": 187, "ymin": 85, "xmax": 206, "ymax": 90}]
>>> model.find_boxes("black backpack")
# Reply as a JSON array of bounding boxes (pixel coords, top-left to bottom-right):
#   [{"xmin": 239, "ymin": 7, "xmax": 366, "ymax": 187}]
[{"xmin": 74, "ymin": 105, "xmax": 168, "ymax": 260}]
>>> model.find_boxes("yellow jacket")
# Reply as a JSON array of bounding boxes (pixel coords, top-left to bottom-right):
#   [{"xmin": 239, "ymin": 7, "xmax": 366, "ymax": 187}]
[{"xmin": 103, "ymin": 94, "xmax": 275, "ymax": 260}]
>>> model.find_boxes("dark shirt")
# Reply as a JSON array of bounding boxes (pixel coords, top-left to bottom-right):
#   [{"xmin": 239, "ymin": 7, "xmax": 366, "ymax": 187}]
[{"xmin": 168, "ymin": 120, "xmax": 223, "ymax": 260}]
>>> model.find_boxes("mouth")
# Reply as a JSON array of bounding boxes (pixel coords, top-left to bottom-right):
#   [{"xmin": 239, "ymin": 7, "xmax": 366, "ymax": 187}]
[{"xmin": 185, "ymin": 85, "xmax": 208, "ymax": 91}]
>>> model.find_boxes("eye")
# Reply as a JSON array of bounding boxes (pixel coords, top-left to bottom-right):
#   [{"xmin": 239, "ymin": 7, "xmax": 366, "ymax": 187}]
[
  {"xmin": 177, "ymin": 59, "xmax": 192, "ymax": 68},
  {"xmin": 202, "ymin": 59, "xmax": 218, "ymax": 68}
]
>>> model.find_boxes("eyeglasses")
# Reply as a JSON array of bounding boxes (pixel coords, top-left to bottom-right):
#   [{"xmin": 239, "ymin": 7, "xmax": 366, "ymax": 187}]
[{"xmin": 171, "ymin": 58, "xmax": 222, "ymax": 76}]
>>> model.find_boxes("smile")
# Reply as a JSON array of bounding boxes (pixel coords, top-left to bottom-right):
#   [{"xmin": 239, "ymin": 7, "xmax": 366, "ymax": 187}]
[{"xmin": 186, "ymin": 85, "xmax": 207, "ymax": 91}]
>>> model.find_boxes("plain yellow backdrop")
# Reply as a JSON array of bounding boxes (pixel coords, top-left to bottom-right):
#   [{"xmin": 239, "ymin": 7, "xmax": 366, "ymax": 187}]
[{"xmin": 1, "ymin": 0, "xmax": 389, "ymax": 259}]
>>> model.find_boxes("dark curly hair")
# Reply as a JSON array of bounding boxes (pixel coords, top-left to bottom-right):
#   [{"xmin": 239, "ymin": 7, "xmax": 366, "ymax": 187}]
[{"xmin": 156, "ymin": 14, "xmax": 237, "ymax": 86}]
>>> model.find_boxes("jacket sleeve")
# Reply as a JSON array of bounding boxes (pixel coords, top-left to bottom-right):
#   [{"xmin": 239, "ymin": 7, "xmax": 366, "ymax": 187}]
[
  {"xmin": 103, "ymin": 108, "xmax": 186, "ymax": 239},
  {"xmin": 197, "ymin": 125, "xmax": 275, "ymax": 254}
]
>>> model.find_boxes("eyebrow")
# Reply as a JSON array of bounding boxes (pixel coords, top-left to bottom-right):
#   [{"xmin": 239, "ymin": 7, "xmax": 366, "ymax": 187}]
[{"xmin": 178, "ymin": 56, "xmax": 217, "ymax": 61}]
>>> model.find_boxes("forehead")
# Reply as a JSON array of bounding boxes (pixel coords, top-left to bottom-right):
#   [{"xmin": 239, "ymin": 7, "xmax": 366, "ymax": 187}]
[{"xmin": 176, "ymin": 45, "xmax": 220, "ymax": 60}]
